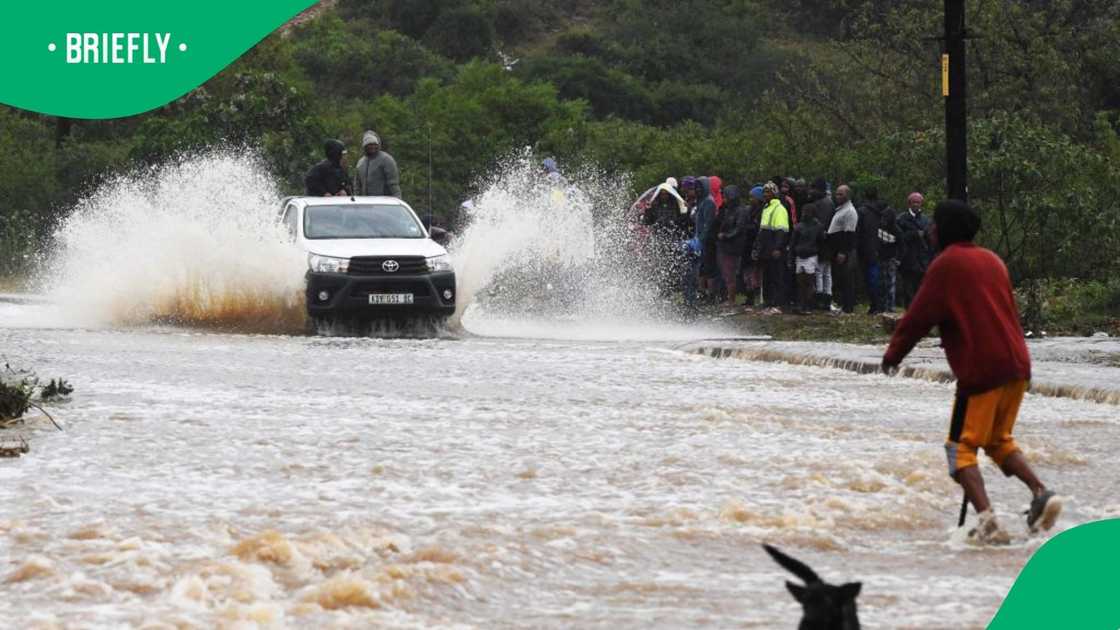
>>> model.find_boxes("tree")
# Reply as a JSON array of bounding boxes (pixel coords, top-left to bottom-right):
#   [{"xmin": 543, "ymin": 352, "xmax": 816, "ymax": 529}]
[{"xmin": 424, "ymin": 5, "xmax": 495, "ymax": 62}]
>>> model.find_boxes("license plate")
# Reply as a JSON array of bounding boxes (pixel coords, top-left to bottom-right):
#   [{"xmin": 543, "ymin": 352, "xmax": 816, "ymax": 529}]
[{"xmin": 369, "ymin": 293, "xmax": 414, "ymax": 305}]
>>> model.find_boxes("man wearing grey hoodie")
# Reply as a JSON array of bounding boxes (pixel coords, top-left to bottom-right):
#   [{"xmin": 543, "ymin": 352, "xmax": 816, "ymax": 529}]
[{"xmin": 354, "ymin": 130, "xmax": 402, "ymax": 198}]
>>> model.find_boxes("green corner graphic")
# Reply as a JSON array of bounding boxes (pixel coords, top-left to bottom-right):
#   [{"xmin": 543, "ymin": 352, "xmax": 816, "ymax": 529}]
[
  {"xmin": 989, "ymin": 518, "xmax": 1120, "ymax": 629},
  {"xmin": 0, "ymin": 1, "xmax": 316, "ymax": 119}
]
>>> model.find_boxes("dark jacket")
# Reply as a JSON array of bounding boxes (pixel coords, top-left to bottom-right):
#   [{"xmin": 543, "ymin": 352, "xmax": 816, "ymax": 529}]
[
  {"xmin": 857, "ymin": 201, "xmax": 884, "ymax": 264},
  {"xmin": 693, "ymin": 177, "xmax": 717, "ymax": 247},
  {"xmin": 305, "ymin": 160, "xmax": 350, "ymax": 196},
  {"xmin": 803, "ymin": 194, "xmax": 835, "ymax": 257},
  {"xmin": 716, "ymin": 186, "xmax": 749, "ymax": 257},
  {"xmin": 877, "ymin": 206, "xmax": 901, "ymax": 261},
  {"xmin": 643, "ymin": 190, "xmax": 690, "ymax": 241},
  {"xmin": 897, "ymin": 209, "xmax": 933, "ymax": 273},
  {"xmin": 791, "ymin": 216, "xmax": 825, "ymax": 259},
  {"xmin": 305, "ymin": 140, "xmax": 350, "ymax": 196},
  {"xmin": 702, "ymin": 201, "xmax": 723, "ymax": 274},
  {"xmin": 740, "ymin": 202, "xmax": 762, "ymax": 261}
]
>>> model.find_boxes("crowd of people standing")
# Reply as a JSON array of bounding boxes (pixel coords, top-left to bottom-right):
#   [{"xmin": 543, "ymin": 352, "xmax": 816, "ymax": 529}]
[{"xmin": 638, "ymin": 176, "xmax": 936, "ymax": 315}]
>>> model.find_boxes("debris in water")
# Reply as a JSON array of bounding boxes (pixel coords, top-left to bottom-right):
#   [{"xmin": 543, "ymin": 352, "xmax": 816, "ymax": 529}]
[
  {"xmin": 1, "ymin": 363, "xmax": 70, "ymax": 431},
  {"xmin": 0, "ymin": 434, "xmax": 29, "ymax": 458}
]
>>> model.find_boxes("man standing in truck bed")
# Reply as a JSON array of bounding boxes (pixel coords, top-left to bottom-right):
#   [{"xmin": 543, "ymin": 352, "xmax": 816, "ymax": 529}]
[
  {"xmin": 882, "ymin": 199, "xmax": 1062, "ymax": 545},
  {"xmin": 305, "ymin": 139, "xmax": 351, "ymax": 197},
  {"xmin": 354, "ymin": 130, "xmax": 402, "ymax": 198}
]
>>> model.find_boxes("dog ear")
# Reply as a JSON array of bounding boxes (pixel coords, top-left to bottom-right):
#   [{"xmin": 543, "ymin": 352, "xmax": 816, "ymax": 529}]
[
  {"xmin": 839, "ymin": 582, "xmax": 862, "ymax": 600},
  {"xmin": 764, "ymin": 544, "xmax": 821, "ymax": 584},
  {"xmin": 786, "ymin": 581, "xmax": 807, "ymax": 602}
]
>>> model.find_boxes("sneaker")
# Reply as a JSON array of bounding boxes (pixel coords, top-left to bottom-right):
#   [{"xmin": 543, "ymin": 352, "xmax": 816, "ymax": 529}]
[
  {"xmin": 1026, "ymin": 490, "xmax": 1063, "ymax": 533},
  {"xmin": 968, "ymin": 509, "xmax": 1012, "ymax": 545}
]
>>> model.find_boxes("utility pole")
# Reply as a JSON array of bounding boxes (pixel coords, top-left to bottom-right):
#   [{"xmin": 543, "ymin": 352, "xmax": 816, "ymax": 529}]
[{"xmin": 944, "ymin": 0, "xmax": 968, "ymax": 202}]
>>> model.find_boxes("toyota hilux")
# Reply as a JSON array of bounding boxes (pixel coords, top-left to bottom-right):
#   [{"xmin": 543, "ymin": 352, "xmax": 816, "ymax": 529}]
[{"xmin": 279, "ymin": 196, "xmax": 457, "ymax": 325}]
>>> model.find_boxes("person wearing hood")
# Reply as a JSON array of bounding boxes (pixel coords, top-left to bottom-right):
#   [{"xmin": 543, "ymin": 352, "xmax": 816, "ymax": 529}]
[
  {"xmin": 716, "ymin": 185, "xmax": 747, "ymax": 305},
  {"xmin": 354, "ymin": 130, "xmax": 402, "ymax": 198},
  {"xmin": 752, "ymin": 181, "xmax": 790, "ymax": 309},
  {"xmin": 828, "ymin": 185, "xmax": 859, "ymax": 314},
  {"xmin": 883, "ymin": 200, "xmax": 1062, "ymax": 545},
  {"xmin": 305, "ymin": 139, "xmax": 351, "ymax": 197},
  {"xmin": 778, "ymin": 177, "xmax": 799, "ymax": 225},
  {"xmin": 710, "ymin": 175, "xmax": 725, "ymax": 211},
  {"xmin": 898, "ymin": 191, "xmax": 933, "ymax": 307},
  {"xmin": 699, "ymin": 176, "xmax": 724, "ymax": 301},
  {"xmin": 693, "ymin": 176, "xmax": 719, "ymax": 302},
  {"xmin": 791, "ymin": 178, "xmax": 810, "ymax": 217},
  {"xmin": 738, "ymin": 185, "xmax": 765, "ymax": 307},
  {"xmin": 642, "ymin": 181, "xmax": 690, "ymax": 238},
  {"xmin": 642, "ymin": 181, "xmax": 690, "ymax": 295}
]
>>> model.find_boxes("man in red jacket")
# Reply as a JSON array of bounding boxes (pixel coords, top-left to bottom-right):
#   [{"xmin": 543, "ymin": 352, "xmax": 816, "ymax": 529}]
[{"xmin": 882, "ymin": 200, "xmax": 1062, "ymax": 545}]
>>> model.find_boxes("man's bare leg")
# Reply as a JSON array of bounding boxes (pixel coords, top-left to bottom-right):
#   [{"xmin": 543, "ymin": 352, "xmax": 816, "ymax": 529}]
[
  {"xmin": 955, "ymin": 465, "xmax": 991, "ymax": 513},
  {"xmin": 999, "ymin": 451, "xmax": 1045, "ymax": 497}
]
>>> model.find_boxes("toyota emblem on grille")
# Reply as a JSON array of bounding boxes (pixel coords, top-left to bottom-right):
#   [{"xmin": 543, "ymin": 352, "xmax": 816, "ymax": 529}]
[{"xmin": 381, "ymin": 260, "xmax": 400, "ymax": 273}]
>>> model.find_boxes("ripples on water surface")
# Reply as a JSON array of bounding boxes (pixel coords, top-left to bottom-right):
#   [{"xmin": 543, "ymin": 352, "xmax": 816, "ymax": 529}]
[{"xmin": 2, "ymin": 319, "xmax": 1118, "ymax": 629}]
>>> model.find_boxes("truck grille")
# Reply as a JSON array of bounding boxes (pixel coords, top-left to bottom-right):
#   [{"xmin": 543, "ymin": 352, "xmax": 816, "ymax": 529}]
[
  {"xmin": 348, "ymin": 256, "xmax": 428, "ymax": 275},
  {"xmin": 349, "ymin": 281, "xmax": 432, "ymax": 297}
]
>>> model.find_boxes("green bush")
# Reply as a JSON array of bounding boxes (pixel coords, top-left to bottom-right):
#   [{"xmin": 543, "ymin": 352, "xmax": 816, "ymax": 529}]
[
  {"xmin": 1017, "ymin": 278, "xmax": 1120, "ymax": 335},
  {"xmin": 424, "ymin": 5, "xmax": 495, "ymax": 62},
  {"xmin": 291, "ymin": 17, "xmax": 452, "ymax": 99},
  {"xmin": 0, "ymin": 110, "xmax": 60, "ymax": 275},
  {"xmin": 517, "ymin": 56, "xmax": 653, "ymax": 121},
  {"xmin": 554, "ymin": 30, "xmax": 614, "ymax": 60},
  {"xmin": 492, "ymin": 0, "xmax": 557, "ymax": 44},
  {"xmin": 379, "ymin": 0, "xmax": 465, "ymax": 40}
]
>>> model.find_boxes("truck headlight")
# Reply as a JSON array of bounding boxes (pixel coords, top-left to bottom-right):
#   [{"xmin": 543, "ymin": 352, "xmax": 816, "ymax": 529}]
[
  {"xmin": 308, "ymin": 253, "xmax": 349, "ymax": 273},
  {"xmin": 425, "ymin": 254, "xmax": 453, "ymax": 272}
]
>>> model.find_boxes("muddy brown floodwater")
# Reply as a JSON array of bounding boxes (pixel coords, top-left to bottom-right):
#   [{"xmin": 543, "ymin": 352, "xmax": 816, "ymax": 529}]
[{"xmin": 2, "ymin": 313, "xmax": 1118, "ymax": 629}]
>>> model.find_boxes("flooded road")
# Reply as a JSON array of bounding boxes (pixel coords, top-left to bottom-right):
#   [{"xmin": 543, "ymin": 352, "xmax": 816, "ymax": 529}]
[{"xmin": 3, "ymin": 314, "xmax": 1118, "ymax": 629}]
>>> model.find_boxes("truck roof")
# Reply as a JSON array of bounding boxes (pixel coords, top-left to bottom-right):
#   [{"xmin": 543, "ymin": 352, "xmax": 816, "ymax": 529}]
[{"xmin": 294, "ymin": 196, "xmax": 407, "ymax": 207}]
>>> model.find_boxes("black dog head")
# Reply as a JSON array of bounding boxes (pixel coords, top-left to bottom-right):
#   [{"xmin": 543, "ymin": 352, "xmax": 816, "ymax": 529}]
[{"xmin": 763, "ymin": 544, "xmax": 861, "ymax": 630}]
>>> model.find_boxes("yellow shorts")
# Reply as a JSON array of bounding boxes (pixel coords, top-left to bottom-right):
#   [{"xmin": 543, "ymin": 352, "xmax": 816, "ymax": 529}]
[{"xmin": 945, "ymin": 380, "xmax": 1028, "ymax": 477}]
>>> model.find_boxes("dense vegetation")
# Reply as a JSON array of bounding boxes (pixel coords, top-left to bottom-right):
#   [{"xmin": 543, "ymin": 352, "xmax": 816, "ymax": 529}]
[{"xmin": 2, "ymin": 0, "xmax": 1119, "ymax": 328}]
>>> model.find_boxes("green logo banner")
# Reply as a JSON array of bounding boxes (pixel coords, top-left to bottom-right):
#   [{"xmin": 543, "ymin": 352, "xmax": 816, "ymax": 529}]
[
  {"xmin": 0, "ymin": 0, "xmax": 316, "ymax": 119},
  {"xmin": 989, "ymin": 518, "xmax": 1120, "ymax": 628}
]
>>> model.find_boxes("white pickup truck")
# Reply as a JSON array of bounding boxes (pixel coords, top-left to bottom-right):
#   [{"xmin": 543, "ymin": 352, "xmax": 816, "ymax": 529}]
[{"xmin": 279, "ymin": 196, "xmax": 456, "ymax": 324}]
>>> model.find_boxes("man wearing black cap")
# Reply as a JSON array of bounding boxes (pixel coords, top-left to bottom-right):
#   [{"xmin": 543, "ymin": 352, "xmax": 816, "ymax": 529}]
[
  {"xmin": 882, "ymin": 200, "xmax": 1062, "ymax": 545},
  {"xmin": 304, "ymin": 139, "xmax": 351, "ymax": 197}
]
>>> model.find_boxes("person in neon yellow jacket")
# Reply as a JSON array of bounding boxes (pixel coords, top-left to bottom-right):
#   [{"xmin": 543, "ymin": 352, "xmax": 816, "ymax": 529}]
[{"xmin": 752, "ymin": 182, "xmax": 790, "ymax": 307}]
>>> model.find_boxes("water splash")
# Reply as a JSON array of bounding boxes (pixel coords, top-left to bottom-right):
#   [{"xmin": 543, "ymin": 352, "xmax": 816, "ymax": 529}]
[
  {"xmin": 38, "ymin": 150, "xmax": 307, "ymax": 333},
  {"xmin": 450, "ymin": 151, "xmax": 603, "ymax": 319},
  {"xmin": 31, "ymin": 148, "xmax": 726, "ymax": 341},
  {"xmin": 450, "ymin": 152, "xmax": 717, "ymax": 340}
]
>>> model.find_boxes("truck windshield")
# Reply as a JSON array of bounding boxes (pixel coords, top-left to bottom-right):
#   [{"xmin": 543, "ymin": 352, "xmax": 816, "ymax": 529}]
[{"xmin": 304, "ymin": 204, "xmax": 425, "ymax": 239}]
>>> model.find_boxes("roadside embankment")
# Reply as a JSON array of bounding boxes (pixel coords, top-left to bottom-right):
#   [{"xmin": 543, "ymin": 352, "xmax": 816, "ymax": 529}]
[{"xmin": 682, "ymin": 337, "xmax": 1120, "ymax": 406}]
